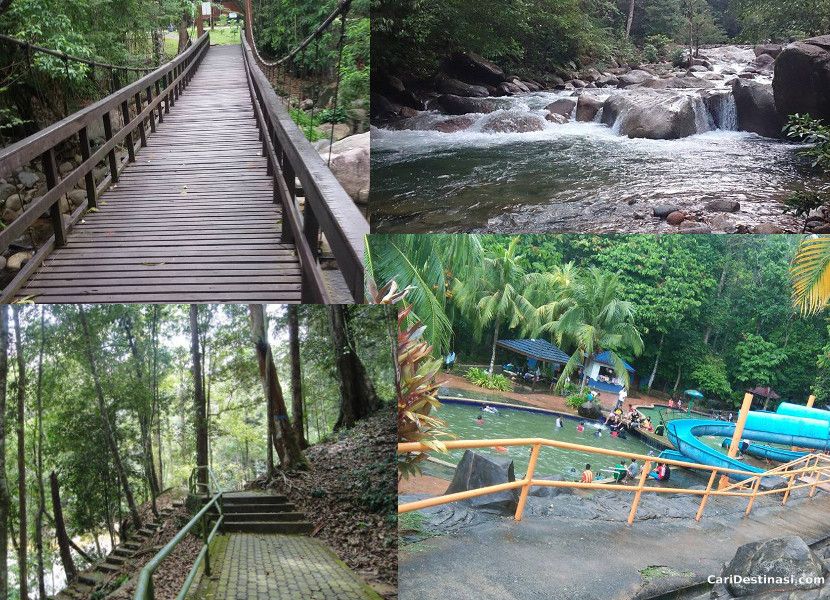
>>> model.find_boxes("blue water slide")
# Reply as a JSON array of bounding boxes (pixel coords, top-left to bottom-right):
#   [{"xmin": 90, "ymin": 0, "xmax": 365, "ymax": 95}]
[
  {"xmin": 721, "ymin": 439, "xmax": 807, "ymax": 463},
  {"xmin": 660, "ymin": 411, "xmax": 830, "ymax": 488}
]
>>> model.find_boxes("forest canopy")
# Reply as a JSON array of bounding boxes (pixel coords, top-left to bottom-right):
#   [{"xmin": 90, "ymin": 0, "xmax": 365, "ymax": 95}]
[
  {"xmin": 367, "ymin": 234, "xmax": 829, "ymax": 408},
  {"xmin": 372, "ymin": 0, "xmax": 830, "ymax": 78}
]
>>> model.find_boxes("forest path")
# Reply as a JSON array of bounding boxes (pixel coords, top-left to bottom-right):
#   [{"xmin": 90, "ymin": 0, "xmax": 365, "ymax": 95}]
[
  {"xmin": 189, "ymin": 532, "xmax": 382, "ymax": 599},
  {"xmin": 16, "ymin": 44, "xmax": 303, "ymax": 303}
]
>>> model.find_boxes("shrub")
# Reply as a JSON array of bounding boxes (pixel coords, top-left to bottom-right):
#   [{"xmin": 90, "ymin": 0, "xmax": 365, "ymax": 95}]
[
  {"xmin": 670, "ymin": 47, "xmax": 686, "ymax": 67},
  {"xmin": 465, "ymin": 367, "xmax": 512, "ymax": 391},
  {"xmin": 645, "ymin": 34, "xmax": 673, "ymax": 59},
  {"xmin": 566, "ymin": 388, "xmax": 591, "ymax": 409},
  {"xmin": 642, "ymin": 44, "xmax": 659, "ymax": 63}
]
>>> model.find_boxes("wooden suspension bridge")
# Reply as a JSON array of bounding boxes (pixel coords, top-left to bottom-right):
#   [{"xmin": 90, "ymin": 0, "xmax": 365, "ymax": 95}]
[{"xmin": 0, "ymin": 28, "xmax": 367, "ymax": 304}]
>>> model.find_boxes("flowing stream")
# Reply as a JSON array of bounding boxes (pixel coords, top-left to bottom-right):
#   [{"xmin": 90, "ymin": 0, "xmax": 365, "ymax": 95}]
[{"xmin": 371, "ymin": 46, "xmax": 821, "ymax": 233}]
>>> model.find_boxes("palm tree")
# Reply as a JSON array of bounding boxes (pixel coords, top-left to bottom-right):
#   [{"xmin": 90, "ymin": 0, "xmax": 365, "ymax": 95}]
[
  {"xmin": 365, "ymin": 234, "xmax": 483, "ymax": 353},
  {"xmin": 453, "ymin": 237, "xmax": 538, "ymax": 374},
  {"xmin": 791, "ymin": 236, "xmax": 830, "ymax": 314},
  {"xmin": 539, "ymin": 268, "xmax": 644, "ymax": 392}
]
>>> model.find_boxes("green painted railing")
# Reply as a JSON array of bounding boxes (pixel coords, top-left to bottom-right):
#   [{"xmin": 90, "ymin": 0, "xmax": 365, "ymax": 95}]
[{"xmin": 134, "ymin": 467, "xmax": 224, "ymax": 600}]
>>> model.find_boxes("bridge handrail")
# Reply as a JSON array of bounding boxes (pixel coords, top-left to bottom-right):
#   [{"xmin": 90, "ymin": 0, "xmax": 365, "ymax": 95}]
[
  {"xmin": 241, "ymin": 33, "xmax": 367, "ymax": 302},
  {"xmin": 0, "ymin": 33, "xmax": 155, "ymax": 73},
  {"xmin": 398, "ymin": 438, "xmax": 830, "ymax": 524},
  {"xmin": 0, "ymin": 32, "xmax": 210, "ymax": 302},
  {"xmin": 133, "ymin": 487, "xmax": 224, "ymax": 600}
]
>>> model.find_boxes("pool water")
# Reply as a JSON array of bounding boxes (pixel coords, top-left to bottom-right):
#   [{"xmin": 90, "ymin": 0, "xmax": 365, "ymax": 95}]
[{"xmin": 439, "ymin": 401, "xmax": 660, "ymax": 481}]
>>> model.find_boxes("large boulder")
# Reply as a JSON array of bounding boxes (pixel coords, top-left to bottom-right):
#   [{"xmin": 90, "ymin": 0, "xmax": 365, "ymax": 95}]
[
  {"xmin": 773, "ymin": 35, "xmax": 830, "ymax": 123},
  {"xmin": 434, "ymin": 117, "xmax": 474, "ymax": 133},
  {"xmin": 481, "ymin": 113, "xmax": 545, "ymax": 133},
  {"xmin": 577, "ymin": 401, "xmax": 603, "ymax": 420},
  {"xmin": 617, "ymin": 69, "xmax": 655, "ymax": 87},
  {"xmin": 445, "ymin": 52, "xmax": 506, "ymax": 86},
  {"xmin": 601, "ymin": 92, "xmax": 700, "ymax": 140},
  {"xmin": 322, "ymin": 133, "xmax": 369, "ymax": 204},
  {"xmin": 640, "ymin": 76, "xmax": 715, "ymax": 90},
  {"xmin": 430, "ymin": 94, "xmax": 498, "ymax": 115},
  {"xmin": 434, "ymin": 73, "xmax": 489, "ymax": 98},
  {"xmin": 754, "ymin": 43, "xmax": 783, "ymax": 59},
  {"xmin": 545, "ymin": 98, "xmax": 576, "ymax": 118},
  {"xmin": 719, "ymin": 536, "xmax": 825, "ymax": 597},
  {"xmin": 576, "ymin": 94, "xmax": 603, "ymax": 122},
  {"xmin": 445, "ymin": 450, "xmax": 519, "ymax": 514},
  {"xmin": 731, "ymin": 79, "xmax": 784, "ymax": 138}
]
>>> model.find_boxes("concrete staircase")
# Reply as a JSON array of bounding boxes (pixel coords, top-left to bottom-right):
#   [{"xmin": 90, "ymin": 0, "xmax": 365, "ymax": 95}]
[
  {"xmin": 55, "ymin": 504, "xmax": 176, "ymax": 599},
  {"xmin": 218, "ymin": 492, "xmax": 313, "ymax": 535}
]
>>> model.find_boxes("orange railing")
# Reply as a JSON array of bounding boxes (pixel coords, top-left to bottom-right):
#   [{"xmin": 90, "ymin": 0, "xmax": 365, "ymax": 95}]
[{"xmin": 398, "ymin": 438, "xmax": 830, "ymax": 525}]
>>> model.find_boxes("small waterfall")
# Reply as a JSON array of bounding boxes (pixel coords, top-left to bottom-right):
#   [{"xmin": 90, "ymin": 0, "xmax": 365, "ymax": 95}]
[
  {"xmin": 692, "ymin": 96, "xmax": 716, "ymax": 134},
  {"xmin": 705, "ymin": 92, "xmax": 738, "ymax": 131}
]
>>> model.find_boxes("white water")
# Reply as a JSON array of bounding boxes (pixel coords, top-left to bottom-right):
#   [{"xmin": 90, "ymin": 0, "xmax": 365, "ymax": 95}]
[{"xmin": 371, "ymin": 46, "xmax": 814, "ymax": 233}]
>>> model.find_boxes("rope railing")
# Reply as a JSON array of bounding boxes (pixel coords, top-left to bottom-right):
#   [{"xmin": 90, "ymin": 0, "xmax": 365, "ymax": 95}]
[{"xmin": 0, "ymin": 33, "xmax": 156, "ymax": 73}]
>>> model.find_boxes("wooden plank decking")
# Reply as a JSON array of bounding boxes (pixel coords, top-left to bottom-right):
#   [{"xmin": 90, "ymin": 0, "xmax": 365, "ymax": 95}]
[{"xmin": 16, "ymin": 44, "xmax": 302, "ymax": 303}]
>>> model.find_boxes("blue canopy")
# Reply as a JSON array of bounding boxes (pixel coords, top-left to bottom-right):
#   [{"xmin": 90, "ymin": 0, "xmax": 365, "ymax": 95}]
[
  {"xmin": 684, "ymin": 389, "xmax": 704, "ymax": 399},
  {"xmin": 496, "ymin": 339, "xmax": 570, "ymax": 365},
  {"xmin": 594, "ymin": 350, "xmax": 635, "ymax": 373}
]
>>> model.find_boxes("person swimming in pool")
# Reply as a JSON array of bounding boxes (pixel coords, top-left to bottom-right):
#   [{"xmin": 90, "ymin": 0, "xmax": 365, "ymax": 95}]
[
  {"xmin": 577, "ymin": 422, "xmax": 585, "ymax": 433},
  {"xmin": 475, "ymin": 415, "xmax": 484, "ymax": 426},
  {"xmin": 556, "ymin": 416, "xmax": 564, "ymax": 428}
]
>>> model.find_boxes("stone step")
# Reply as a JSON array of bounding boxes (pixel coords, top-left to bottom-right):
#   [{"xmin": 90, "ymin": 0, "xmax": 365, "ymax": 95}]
[
  {"xmin": 78, "ymin": 571, "xmax": 107, "ymax": 586},
  {"xmin": 219, "ymin": 502, "xmax": 296, "ymax": 514},
  {"xmin": 221, "ymin": 494, "xmax": 288, "ymax": 505},
  {"xmin": 138, "ymin": 527, "xmax": 157, "ymax": 536},
  {"xmin": 222, "ymin": 520, "xmax": 314, "ymax": 535},
  {"xmin": 121, "ymin": 542, "xmax": 141, "ymax": 551},
  {"xmin": 221, "ymin": 511, "xmax": 306, "ymax": 522},
  {"xmin": 113, "ymin": 547, "xmax": 134, "ymax": 558},
  {"xmin": 98, "ymin": 562, "xmax": 120, "ymax": 574},
  {"xmin": 106, "ymin": 554, "xmax": 126, "ymax": 565},
  {"xmin": 172, "ymin": 500, "xmax": 184, "ymax": 508}
]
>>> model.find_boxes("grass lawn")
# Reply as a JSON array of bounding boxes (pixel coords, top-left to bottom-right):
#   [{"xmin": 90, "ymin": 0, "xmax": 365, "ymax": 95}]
[{"xmin": 162, "ymin": 25, "xmax": 240, "ymax": 59}]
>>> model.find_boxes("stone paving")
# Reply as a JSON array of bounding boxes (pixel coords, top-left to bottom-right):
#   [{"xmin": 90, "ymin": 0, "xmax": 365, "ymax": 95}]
[{"xmin": 191, "ymin": 533, "xmax": 381, "ymax": 600}]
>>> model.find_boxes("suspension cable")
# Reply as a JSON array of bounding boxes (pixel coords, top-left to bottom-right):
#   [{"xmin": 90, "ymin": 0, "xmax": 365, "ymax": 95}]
[{"xmin": 0, "ymin": 33, "xmax": 152, "ymax": 73}]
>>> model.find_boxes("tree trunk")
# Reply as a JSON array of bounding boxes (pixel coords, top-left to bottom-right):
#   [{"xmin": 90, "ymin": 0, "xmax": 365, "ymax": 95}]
[
  {"xmin": 327, "ymin": 305, "xmax": 381, "ymax": 429},
  {"xmin": 50, "ymin": 471, "xmax": 76, "ymax": 582},
  {"xmin": 78, "ymin": 305, "xmax": 142, "ymax": 530},
  {"xmin": 177, "ymin": 10, "xmax": 190, "ymax": 53},
  {"xmin": 12, "ymin": 307, "xmax": 27, "ymax": 600},
  {"xmin": 190, "ymin": 305, "xmax": 209, "ymax": 493},
  {"xmin": 673, "ymin": 363, "xmax": 682, "ymax": 393},
  {"xmin": 287, "ymin": 306, "xmax": 308, "ymax": 448},
  {"xmin": 151, "ymin": 306, "xmax": 163, "ymax": 489},
  {"xmin": 0, "ymin": 306, "xmax": 8, "ymax": 599},
  {"xmin": 249, "ymin": 305, "xmax": 308, "ymax": 470},
  {"xmin": 35, "ymin": 308, "xmax": 46, "ymax": 600},
  {"xmin": 625, "ymin": 0, "xmax": 635, "ymax": 37},
  {"xmin": 121, "ymin": 316, "xmax": 159, "ymax": 515},
  {"xmin": 488, "ymin": 321, "xmax": 500, "ymax": 375},
  {"xmin": 647, "ymin": 334, "xmax": 664, "ymax": 391}
]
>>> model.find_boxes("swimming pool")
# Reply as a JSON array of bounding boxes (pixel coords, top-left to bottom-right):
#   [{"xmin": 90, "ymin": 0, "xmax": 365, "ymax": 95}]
[{"xmin": 438, "ymin": 399, "xmax": 660, "ymax": 481}]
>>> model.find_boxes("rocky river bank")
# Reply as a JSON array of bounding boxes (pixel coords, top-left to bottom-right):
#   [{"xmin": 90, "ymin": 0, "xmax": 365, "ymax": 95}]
[{"xmin": 371, "ymin": 38, "xmax": 830, "ymax": 234}]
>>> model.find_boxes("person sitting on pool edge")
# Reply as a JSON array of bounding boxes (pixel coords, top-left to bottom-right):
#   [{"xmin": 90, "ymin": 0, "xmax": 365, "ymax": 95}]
[
  {"xmin": 626, "ymin": 458, "xmax": 641, "ymax": 481},
  {"xmin": 649, "ymin": 463, "xmax": 671, "ymax": 482},
  {"xmin": 581, "ymin": 464, "xmax": 594, "ymax": 483},
  {"xmin": 612, "ymin": 461, "xmax": 627, "ymax": 482}
]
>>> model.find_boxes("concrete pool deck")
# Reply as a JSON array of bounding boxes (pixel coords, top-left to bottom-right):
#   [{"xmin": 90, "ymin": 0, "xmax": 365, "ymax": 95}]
[{"xmin": 399, "ymin": 487, "xmax": 830, "ymax": 600}]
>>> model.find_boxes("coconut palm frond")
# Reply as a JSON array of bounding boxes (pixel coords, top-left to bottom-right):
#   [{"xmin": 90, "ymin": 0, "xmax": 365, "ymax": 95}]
[{"xmin": 791, "ymin": 236, "xmax": 830, "ymax": 315}]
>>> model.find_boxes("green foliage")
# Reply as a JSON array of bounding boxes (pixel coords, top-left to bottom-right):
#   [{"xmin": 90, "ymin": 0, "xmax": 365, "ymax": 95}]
[
  {"xmin": 464, "ymin": 367, "xmax": 512, "ymax": 391},
  {"xmin": 670, "ymin": 47, "xmax": 686, "ymax": 66},
  {"xmin": 642, "ymin": 44, "xmax": 659, "ymax": 63},
  {"xmin": 690, "ymin": 355, "xmax": 732, "ymax": 400},
  {"xmin": 566, "ymin": 388, "xmax": 591, "ymax": 409},
  {"xmin": 733, "ymin": 333, "xmax": 787, "ymax": 388},
  {"xmin": 734, "ymin": 0, "xmax": 830, "ymax": 41},
  {"xmin": 784, "ymin": 114, "xmax": 830, "ymax": 173},
  {"xmin": 288, "ymin": 108, "xmax": 325, "ymax": 141}
]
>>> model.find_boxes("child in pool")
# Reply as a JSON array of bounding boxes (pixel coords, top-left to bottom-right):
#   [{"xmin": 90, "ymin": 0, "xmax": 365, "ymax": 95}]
[
  {"xmin": 576, "ymin": 422, "xmax": 585, "ymax": 433},
  {"xmin": 556, "ymin": 416, "xmax": 564, "ymax": 428},
  {"xmin": 475, "ymin": 415, "xmax": 484, "ymax": 426}
]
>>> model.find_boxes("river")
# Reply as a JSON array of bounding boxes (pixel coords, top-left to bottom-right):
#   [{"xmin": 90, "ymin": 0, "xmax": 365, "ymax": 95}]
[{"xmin": 371, "ymin": 46, "xmax": 825, "ymax": 233}]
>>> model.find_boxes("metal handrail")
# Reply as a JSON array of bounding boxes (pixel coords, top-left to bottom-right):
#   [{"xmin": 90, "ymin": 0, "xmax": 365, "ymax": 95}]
[
  {"xmin": 134, "ymin": 468, "xmax": 225, "ymax": 600},
  {"xmin": 398, "ymin": 438, "xmax": 830, "ymax": 524},
  {"xmin": 188, "ymin": 465, "xmax": 222, "ymax": 495}
]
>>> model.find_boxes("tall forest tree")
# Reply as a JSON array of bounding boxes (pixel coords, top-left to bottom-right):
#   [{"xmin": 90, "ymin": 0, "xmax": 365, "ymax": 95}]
[
  {"xmin": 12, "ymin": 307, "xmax": 26, "ymax": 600},
  {"xmin": 287, "ymin": 305, "xmax": 308, "ymax": 448},
  {"xmin": 190, "ymin": 304, "xmax": 210, "ymax": 492},
  {"xmin": 0, "ymin": 306, "xmax": 8, "ymax": 600},
  {"xmin": 327, "ymin": 305, "xmax": 381, "ymax": 429}
]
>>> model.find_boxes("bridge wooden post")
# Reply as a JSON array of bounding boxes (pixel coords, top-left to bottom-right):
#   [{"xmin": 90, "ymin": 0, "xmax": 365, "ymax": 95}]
[
  {"xmin": 40, "ymin": 148, "xmax": 67, "ymax": 247},
  {"xmin": 133, "ymin": 92, "xmax": 147, "ymax": 147},
  {"xmin": 120, "ymin": 99, "xmax": 136, "ymax": 162},
  {"xmin": 281, "ymin": 158, "xmax": 296, "ymax": 243},
  {"xmin": 77, "ymin": 127, "xmax": 97, "ymax": 208},
  {"xmin": 145, "ymin": 86, "xmax": 156, "ymax": 133},
  {"xmin": 101, "ymin": 112, "xmax": 119, "ymax": 183}
]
